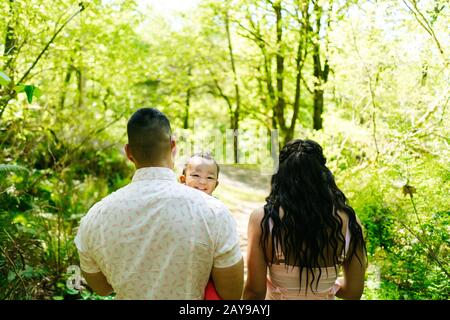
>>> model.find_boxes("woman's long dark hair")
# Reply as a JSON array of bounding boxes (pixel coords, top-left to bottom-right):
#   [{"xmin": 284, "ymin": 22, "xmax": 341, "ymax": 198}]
[{"xmin": 261, "ymin": 139, "xmax": 366, "ymax": 293}]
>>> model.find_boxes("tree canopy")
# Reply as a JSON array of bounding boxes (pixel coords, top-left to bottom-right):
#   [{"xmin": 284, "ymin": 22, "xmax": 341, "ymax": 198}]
[{"xmin": 0, "ymin": 0, "xmax": 448, "ymax": 300}]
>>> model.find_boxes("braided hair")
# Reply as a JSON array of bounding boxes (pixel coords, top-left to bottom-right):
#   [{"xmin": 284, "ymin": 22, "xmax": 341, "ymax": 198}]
[{"xmin": 261, "ymin": 139, "xmax": 366, "ymax": 293}]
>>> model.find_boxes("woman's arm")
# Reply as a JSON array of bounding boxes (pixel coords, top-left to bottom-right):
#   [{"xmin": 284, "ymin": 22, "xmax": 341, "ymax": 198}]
[
  {"xmin": 243, "ymin": 207, "xmax": 268, "ymax": 300},
  {"xmin": 336, "ymin": 218, "xmax": 367, "ymax": 300}
]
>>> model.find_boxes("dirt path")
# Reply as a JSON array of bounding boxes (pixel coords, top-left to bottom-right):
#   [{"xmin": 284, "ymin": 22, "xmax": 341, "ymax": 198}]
[{"xmin": 214, "ymin": 165, "xmax": 271, "ymax": 278}]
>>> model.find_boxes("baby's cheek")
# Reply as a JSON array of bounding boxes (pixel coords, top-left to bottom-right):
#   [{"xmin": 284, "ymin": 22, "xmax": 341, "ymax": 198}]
[{"xmin": 185, "ymin": 179, "xmax": 197, "ymax": 188}]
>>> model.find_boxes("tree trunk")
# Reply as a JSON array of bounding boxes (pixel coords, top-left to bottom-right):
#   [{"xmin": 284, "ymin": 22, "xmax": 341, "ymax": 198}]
[
  {"xmin": 183, "ymin": 87, "xmax": 190, "ymax": 129},
  {"xmin": 245, "ymin": 9, "xmax": 276, "ymax": 130},
  {"xmin": 313, "ymin": 88, "xmax": 324, "ymax": 130},
  {"xmin": 312, "ymin": 2, "xmax": 328, "ymax": 131},
  {"xmin": 262, "ymin": 51, "xmax": 276, "ymax": 129},
  {"xmin": 285, "ymin": 3, "xmax": 308, "ymax": 145},
  {"xmin": 273, "ymin": 2, "xmax": 287, "ymax": 136},
  {"xmin": 225, "ymin": 11, "xmax": 240, "ymax": 164},
  {"xmin": 59, "ymin": 66, "xmax": 72, "ymax": 109},
  {"xmin": 263, "ymin": 51, "xmax": 276, "ymax": 127},
  {"xmin": 76, "ymin": 67, "xmax": 85, "ymax": 109}
]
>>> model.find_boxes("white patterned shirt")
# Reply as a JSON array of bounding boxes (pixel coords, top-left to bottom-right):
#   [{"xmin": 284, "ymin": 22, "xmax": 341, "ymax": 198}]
[{"xmin": 74, "ymin": 167, "xmax": 241, "ymax": 299}]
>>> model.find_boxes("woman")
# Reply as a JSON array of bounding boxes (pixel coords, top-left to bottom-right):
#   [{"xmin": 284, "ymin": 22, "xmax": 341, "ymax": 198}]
[{"xmin": 244, "ymin": 139, "xmax": 367, "ymax": 300}]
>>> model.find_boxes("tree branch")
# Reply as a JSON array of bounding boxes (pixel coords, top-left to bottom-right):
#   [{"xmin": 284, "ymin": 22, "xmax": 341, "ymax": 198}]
[
  {"xmin": 18, "ymin": 3, "xmax": 86, "ymax": 84},
  {"xmin": 402, "ymin": 0, "xmax": 446, "ymax": 60},
  {"xmin": 301, "ymin": 75, "xmax": 313, "ymax": 94},
  {"xmin": 350, "ymin": 20, "xmax": 380, "ymax": 160},
  {"xmin": 396, "ymin": 212, "xmax": 450, "ymax": 279}
]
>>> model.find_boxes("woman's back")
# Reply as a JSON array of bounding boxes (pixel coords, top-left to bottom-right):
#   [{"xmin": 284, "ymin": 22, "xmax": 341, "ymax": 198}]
[
  {"xmin": 267, "ymin": 265, "xmax": 340, "ymax": 300},
  {"xmin": 243, "ymin": 139, "xmax": 367, "ymax": 300},
  {"xmin": 265, "ymin": 211, "xmax": 350, "ymax": 300}
]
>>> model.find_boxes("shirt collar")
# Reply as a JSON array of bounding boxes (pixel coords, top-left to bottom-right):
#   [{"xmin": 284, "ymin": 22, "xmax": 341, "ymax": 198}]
[{"xmin": 132, "ymin": 167, "xmax": 177, "ymax": 183}]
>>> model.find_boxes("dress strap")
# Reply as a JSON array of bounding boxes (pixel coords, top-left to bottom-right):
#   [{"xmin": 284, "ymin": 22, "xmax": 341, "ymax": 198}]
[
  {"xmin": 268, "ymin": 217, "xmax": 284, "ymax": 262},
  {"xmin": 344, "ymin": 220, "xmax": 351, "ymax": 256}
]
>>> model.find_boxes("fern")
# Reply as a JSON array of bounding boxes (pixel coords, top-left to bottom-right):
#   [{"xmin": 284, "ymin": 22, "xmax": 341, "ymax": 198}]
[{"xmin": 0, "ymin": 164, "xmax": 30, "ymax": 177}]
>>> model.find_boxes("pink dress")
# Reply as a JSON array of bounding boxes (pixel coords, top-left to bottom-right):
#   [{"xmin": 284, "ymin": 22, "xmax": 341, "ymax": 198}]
[{"xmin": 266, "ymin": 219, "xmax": 350, "ymax": 300}]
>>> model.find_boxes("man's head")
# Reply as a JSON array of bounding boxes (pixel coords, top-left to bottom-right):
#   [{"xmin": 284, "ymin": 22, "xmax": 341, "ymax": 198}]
[
  {"xmin": 180, "ymin": 153, "xmax": 219, "ymax": 195},
  {"xmin": 125, "ymin": 108, "xmax": 176, "ymax": 169}
]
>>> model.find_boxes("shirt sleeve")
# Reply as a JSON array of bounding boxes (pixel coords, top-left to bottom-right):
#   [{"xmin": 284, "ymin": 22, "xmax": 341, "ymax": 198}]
[
  {"xmin": 74, "ymin": 215, "xmax": 101, "ymax": 273},
  {"xmin": 213, "ymin": 205, "xmax": 242, "ymax": 268}
]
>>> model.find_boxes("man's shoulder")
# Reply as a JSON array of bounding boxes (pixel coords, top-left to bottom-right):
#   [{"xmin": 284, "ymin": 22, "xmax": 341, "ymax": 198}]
[
  {"xmin": 82, "ymin": 184, "xmax": 131, "ymax": 219},
  {"xmin": 170, "ymin": 185, "xmax": 230, "ymax": 215},
  {"xmin": 195, "ymin": 192, "xmax": 232, "ymax": 222},
  {"xmin": 203, "ymin": 193, "xmax": 228, "ymax": 211}
]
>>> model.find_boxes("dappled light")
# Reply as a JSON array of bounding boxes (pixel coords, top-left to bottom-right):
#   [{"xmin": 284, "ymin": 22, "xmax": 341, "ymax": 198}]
[{"xmin": 0, "ymin": 0, "xmax": 448, "ymax": 300}]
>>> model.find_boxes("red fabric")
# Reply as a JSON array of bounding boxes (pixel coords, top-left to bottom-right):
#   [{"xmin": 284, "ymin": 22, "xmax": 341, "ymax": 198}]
[{"xmin": 204, "ymin": 279, "xmax": 222, "ymax": 300}]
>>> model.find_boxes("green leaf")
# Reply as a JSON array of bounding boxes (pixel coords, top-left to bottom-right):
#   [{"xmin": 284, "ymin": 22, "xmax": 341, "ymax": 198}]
[
  {"xmin": 52, "ymin": 296, "xmax": 64, "ymax": 300},
  {"xmin": 14, "ymin": 84, "xmax": 25, "ymax": 93},
  {"xmin": 0, "ymin": 164, "xmax": 30, "ymax": 177},
  {"xmin": 7, "ymin": 271, "xmax": 16, "ymax": 282},
  {"xmin": 22, "ymin": 265, "xmax": 35, "ymax": 278},
  {"xmin": 24, "ymin": 85, "xmax": 35, "ymax": 103},
  {"xmin": 65, "ymin": 288, "xmax": 79, "ymax": 295},
  {"xmin": 33, "ymin": 87, "xmax": 43, "ymax": 98},
  {"xmin": 0, "ymin": 71, "xmax": 11, "ymax": 86},
  {"xmin": 12, "ymin": 214, "xmax": 28, "ymax": 226}
]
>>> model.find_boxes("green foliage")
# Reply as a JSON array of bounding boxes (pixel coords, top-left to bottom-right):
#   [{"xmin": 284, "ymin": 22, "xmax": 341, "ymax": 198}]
[
  {"xmin": 0, "ymin": 0, "xmax": 448, "ymax": 300},
  {"xmin": 0, "ymin": 164, "xmax": 30, "ymax": 177},
  {"xmin": 339, "ymin": 153, "xmax": 449, "ymax": 300},
  {"xmin": 0, "ymin": 70, "xmax": 41, "ymax": 104},
  {"xmin": 0, "ymin": 71, "xmax": 11, "ymax": 86}
]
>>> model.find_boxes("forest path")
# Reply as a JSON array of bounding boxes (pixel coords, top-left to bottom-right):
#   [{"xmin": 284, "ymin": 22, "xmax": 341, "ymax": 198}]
[{"xmin": 213, "ymin": 165, "xmax": 271, "ymax": 278}]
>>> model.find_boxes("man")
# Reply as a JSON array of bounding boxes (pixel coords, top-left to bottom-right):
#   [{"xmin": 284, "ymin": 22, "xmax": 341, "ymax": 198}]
[{"xmin": 74, "ymin": 108, "xmax": 243, "ymax": 299}]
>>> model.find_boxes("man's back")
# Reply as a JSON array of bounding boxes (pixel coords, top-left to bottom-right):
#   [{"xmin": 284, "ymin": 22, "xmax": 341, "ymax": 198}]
[{"xmin": 75, "ymin": 167, "xmax": 241, "ymax": 299}]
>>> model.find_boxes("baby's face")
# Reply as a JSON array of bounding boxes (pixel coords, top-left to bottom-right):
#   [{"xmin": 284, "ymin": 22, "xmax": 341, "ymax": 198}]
[{"xmin": 181, "ymin": 157, "xmax": 218, "ymax": 195}]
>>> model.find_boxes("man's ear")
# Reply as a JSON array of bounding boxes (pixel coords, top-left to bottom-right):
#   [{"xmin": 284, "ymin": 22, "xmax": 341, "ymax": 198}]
[
  {"xmin": 179, "ymin": 175, "xmax": 186, "ymax": 184},
  {"xmin": 170, "ymin": 135, "xmax": 177, "ymax": 157},
  {"xmin": 125, "ymin": 144, "xmax": 135, "ymax": 164}
]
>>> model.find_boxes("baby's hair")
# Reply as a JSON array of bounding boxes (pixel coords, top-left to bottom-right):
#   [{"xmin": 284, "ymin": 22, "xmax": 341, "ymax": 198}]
[{"xmin": 182, "ymin": 152, "xmax": 220, "ymax": 178}]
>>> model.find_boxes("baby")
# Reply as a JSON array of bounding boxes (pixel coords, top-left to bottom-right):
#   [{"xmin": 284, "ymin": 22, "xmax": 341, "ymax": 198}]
[
  {"xmin": 179, "ymin": 152, "xmax": 219, "ymax": 196},
  {"xmin": 179, "ymin": 152, "xmax": 221, "ymax": 300}
]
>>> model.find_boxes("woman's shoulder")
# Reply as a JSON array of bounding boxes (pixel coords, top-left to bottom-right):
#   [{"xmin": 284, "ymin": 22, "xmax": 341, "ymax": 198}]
[
  {"xmin": 249, "ymin": 206, "xmax": 265, "ymax": 225},
  {"xmin": 336, "ymin": 209, "xmax": 362, "ymax": 227}
]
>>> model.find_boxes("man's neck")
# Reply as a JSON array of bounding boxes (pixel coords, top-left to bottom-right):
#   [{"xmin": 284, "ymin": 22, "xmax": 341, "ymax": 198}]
[{"xmin": 135, "ymin": 160, "xmax": 174, "ymax": 170}]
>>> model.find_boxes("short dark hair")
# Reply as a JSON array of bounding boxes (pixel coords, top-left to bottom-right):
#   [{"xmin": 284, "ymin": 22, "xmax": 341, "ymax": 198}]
[
  {"xmin": 127, "ymin": 108, "xmax": 172, "ymax": 164},
  {"xmin": 182, "ymin": 152, "xmax": 220, "ymax": 178}
]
